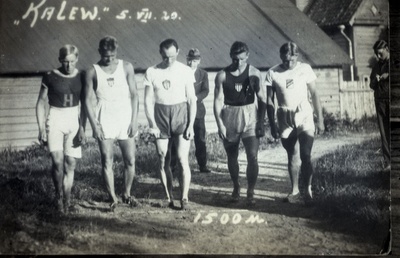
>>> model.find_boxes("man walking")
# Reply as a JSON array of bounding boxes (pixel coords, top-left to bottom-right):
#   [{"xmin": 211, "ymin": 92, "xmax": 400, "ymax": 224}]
[
  {"xmin": 266, "ymin": 41, "xmax": 324, "ymax": 205},
  {"xmin": 214, "ymin": 41, "xmax": 267, "ymax": 206},
  {"xmin": 84, "ymin": 36, "xmax": 140, "ymax": 211},
  {"xmin": 144, "ymin": 38, "xmax": 197, "ymax": 210}
]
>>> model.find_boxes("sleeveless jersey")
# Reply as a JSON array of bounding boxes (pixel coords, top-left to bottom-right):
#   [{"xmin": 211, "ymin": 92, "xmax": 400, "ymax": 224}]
[
  {"xmin": 223, "ymin": 64, "xmax": 255, "ymax": 106},
  {"xmin": 93, "ymin": 59, "xmax": 131, "ymax": 102},
  {"xmin": 41, "ymin": 69, "xmax": 82, "ymax": 108}
]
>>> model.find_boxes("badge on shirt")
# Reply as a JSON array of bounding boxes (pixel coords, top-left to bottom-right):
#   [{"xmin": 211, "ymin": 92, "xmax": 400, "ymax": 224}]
[
  {"xmin": 162, "ymin": 80, "xmax": 171, "ymax": 90},
  {"xmin": 235, "ymin": 83, "xmax": 242, "ymax": 92},
  {"xmin": 286, "ymin": 79, "xmax": 294, "ymax": 89},
  {"xmin": 107, "ymin": 78, "xmax": 114, "ymax": 87}
]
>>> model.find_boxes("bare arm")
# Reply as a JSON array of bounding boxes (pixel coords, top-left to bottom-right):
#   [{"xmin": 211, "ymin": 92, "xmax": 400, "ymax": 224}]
[
  {"xmin": 266, "ymin": 86, "xmax": 279, "ymax": 139},
  {"xmin": 35, "ymin": 84, "xmax": 48, "ymax": 144},
  {"xmin": 251, "ymin": 67, "xmax": 267, "ymax": 137},
  {"xmin": 124, "ymin": 61, "xmax": 139, "ymax": 137},
  {"xmin": 83, "ymin": 67, "xmax": 104, "ymax": 140},
  {"xmin": 213, "ymin": 70, "xmax": 226, "ymax": 140},
  {"xmin": 307, "ymin": 81, "xmax": 324, "ymax": 133},
  {"xmin": 184, "ymin": 78, "xmax": 198, "ymax": 140}
]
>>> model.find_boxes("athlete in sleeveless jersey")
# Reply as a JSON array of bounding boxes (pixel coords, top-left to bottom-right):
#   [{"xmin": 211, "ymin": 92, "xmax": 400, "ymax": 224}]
[
  {"xmin": 144, "ymin": 39, "xmax": 197, "ymax": 210},
  {"xmin": 84, "ymin": 36, "xmax": 139, "ymax": 211},
  {"xmin": 36, "ymin": 44, "xmax": 86, "ymax": 214},
  {"xmin": 93, "ymin": 59, "xmax": 132, "ymax": 140},
  {"xmin": 266, "ymin": 42, "xmax": 324, "ymax": 205},
  {"xmin": 214, "ymin": 41, "xmax": 267, "ymax": 206}
]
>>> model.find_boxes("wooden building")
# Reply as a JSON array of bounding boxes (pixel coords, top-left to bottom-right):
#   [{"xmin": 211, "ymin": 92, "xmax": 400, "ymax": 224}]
[
  {"xmin": 0, "ymin": 0, "xmax": 355, "ymax": 150},
  {"xmin": 304, "ymin": 0, "xmax": 389, "ymax": 82}
]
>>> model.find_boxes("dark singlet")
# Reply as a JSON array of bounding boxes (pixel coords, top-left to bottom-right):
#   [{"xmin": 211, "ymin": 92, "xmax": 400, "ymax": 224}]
[
  {"xmin": 223, "ymin": 64, "xmax": 256, "ymax": 106},
  {"xmin": 42, "ymin": 70, "xmax": 82, "ymax": 108}
]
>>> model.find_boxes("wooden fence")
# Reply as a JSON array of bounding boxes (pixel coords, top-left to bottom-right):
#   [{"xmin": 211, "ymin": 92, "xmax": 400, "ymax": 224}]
[{"xmin": 339, "ymin": 79, "xmax": 376, "ymax": 120}]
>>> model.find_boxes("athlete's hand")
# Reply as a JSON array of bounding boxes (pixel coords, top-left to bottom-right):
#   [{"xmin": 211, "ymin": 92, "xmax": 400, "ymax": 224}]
[
  {"xmin": 149, "ymin": 127, "xmax": 161, "ymax": 139},
  {"xmin": 184, "ymin": 126, "xmax": 194, "ymax": 141},
  {"xmin": 380, "ymin": 73, "xmax": 389, "ymax": 80},
  {"xmin": 218, "ymin": 126, "xmax": 227, "ymax": 140},
  {"xmin": 270, "ymin": 124, "xmax": 280, "ymax": 139},
  {"xmin": 315, "ymin": 120, "xmax": 325, "ymax": 135},
  {"xmin": 255, "ymin": 121, "xmax": 265, "ymax": 138},
  {"xmin": 93, "ymin": 123, "xmax": 105, "ymax": 141},
  {"xmin": 38, "ymin": 130, "xmax": 47, "ymax": 146},
  {"xmin": 73, "ymin": 127, "xmax": 86, "ymax": 147},
  {"xmin": 127, "ymin": 122, "xmax": 138, "ymax": 138}
]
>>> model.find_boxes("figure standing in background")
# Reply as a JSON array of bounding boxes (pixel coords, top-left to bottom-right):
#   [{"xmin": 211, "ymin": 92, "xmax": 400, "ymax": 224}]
[{"xmin": 370, "ymin": 39, "xmax": 390, "ymax": 172}]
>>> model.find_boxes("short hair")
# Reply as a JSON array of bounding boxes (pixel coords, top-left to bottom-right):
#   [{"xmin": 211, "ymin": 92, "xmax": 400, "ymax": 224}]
[
  {"xmin": 159, "ymin": 38, "xmax": 179, "ymax": 52},
  {"xmin": 59, "ymin": 44, "xmax": 79, "ymax": 59},
  {"xmin": 230, "ymin": 41, "xmax": 249, "ymax": 56},
  {"xmin": 280, "ymin": 42, "xmax": 299, "ymax": 59},
  {"xmin": 99, "ymin": 36, "xmax": 118, "ymax": 52},
  {"xmin": 373, "ymin": 39, "xmax": 388, "ymax": 51}
]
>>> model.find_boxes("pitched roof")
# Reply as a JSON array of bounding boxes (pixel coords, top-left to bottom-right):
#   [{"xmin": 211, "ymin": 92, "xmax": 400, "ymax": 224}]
[
  {"xmin": 0, "ymin": 0, "xmax": 351, "ymax": 74},
  {"xmin": 306, "ymin": 0, "xmax": 363, "ymax": 27}
]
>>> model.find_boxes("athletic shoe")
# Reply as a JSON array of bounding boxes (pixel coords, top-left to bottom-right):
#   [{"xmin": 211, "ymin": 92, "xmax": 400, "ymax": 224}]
[
  {"xmin": 246, "ymin": 190, "xmax": 256, "ymax": 207},
  {"xmin": 181, "ymin": 199, "xmax": 190, "ymax": 211},
  {"xmin": 123, "ymin": 196, "xmax": 142, "ymax": 208},
  {"xmin": 231, "ymin": 186, "xmax": 241, "ymax": 203},
  {"xmin": 283, "ymin": 193, "xmax": 303, "ymax": 204},
  {"xmin": 199, "ymin": 166, "xmax": 211, "ymax": 173},
  {"xmin": 110, "ymin": 202, "xmax": 118, "ymax": 212}
]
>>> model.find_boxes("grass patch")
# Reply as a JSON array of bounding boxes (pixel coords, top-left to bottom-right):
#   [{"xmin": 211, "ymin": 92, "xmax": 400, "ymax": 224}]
[{"xmin": 312, "ymin": 137, "xmax": 390, "ymax": 230}]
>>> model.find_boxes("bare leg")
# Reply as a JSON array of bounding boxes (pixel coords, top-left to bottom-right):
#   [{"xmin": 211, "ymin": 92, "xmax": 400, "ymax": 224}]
[
  {"xmin": 50, "ymin": 151, "xmax": 64, "ymax": 211},
  {"xmin": 281, "ymin": 131, "xmax": 301, "ymax": 196},
  {"xmin": 118, "ymin": 138, "xmax": 136, "ymax": 200},
  {"xmin": 223, "ymin": 139, "xmax": 241, "ymax": 201},
  {"xmin": 242, "ymin": 136, "xmax": 259, "ymax": 203},
  {"xmin": 298, "ymin": 131, "xmax": 315, "ymax": 198},
  {"xmin": 174, "ymin": 134, "xmax": 191, "ymax": 203},
  {"xmin": 63, "ymin": 155, "xmax": 77, "ymax": 209},
  {"xmin": 155, "ymin": 138, "xmax": 174, "ymax": 202},
  {"xmin": 98, "ymin": 139, "xmax": 118, "ymax": 204}
]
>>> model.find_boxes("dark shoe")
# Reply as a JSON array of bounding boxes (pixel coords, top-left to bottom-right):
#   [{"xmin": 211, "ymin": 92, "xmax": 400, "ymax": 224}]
[
  {"xmin": 123, "ymin": 195, "xmax": 142, "ymax": 208},
  {"xmin": 246, "ymin": 190, "xmax": 256, "ymax": 207},
  {"xmin": 199, "ymin": 166, "xmax": 211, "ymax": 173},
  {"xmin": 110, "ymin": 202, "xmax": 118, "ymax": 212},
  {"xmin": 181, "ymin": 199, "xmax": 190, "ymax": 211},
  {"xmin": 283, "ymin": 193, "xmax": 303, "ymax": 204},
  {"xmin": 160, "ymin": 199, "xmax": 175, "ymax": 209},
  {"xmin": 231, "ymin": 186, "xmax": 241, "ymax": 203}
]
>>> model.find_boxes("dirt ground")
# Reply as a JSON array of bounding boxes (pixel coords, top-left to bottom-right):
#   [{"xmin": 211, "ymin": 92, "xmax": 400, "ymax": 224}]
[{"xmin": 3, "ymin": 133, "xmax": 389, "ymax": 255}]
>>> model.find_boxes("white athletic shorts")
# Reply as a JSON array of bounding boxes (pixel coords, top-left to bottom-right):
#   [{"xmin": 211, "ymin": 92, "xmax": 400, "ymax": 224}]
[
  {"xmin": 277, "ymin": 100, "xmax": 315, "ymax": 139},
  {"xmin": 46, "ymin": 106, "xmax": 82, "ymax": 158},
  {"xmin": 95, "ymin": 99, "xmax": 132, "ymax": 140},
  {"xmin": 221, "ymin": 103, "xmax": 257, "ymax": 142}
]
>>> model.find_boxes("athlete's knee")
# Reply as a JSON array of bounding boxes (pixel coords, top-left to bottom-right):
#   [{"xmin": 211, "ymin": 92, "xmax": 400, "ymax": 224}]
[{"xmin": 300, "ymin": 151, "xmax": 312, "ymax": 163}]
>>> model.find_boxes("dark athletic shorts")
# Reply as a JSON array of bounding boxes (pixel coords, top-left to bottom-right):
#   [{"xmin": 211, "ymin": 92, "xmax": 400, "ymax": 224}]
[{"xmin": 155, "ymin": 102, "xmax": 188, "ymax": 139}]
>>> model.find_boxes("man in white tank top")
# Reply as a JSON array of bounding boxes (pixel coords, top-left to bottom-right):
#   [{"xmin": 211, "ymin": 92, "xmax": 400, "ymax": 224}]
[
  {"xmin": 144, "ymin": 38, "xmax": 197, "ymax": 210},
  {"xmin": 84, "ymin": 36, "xmax": 140, "ymax": 211}
]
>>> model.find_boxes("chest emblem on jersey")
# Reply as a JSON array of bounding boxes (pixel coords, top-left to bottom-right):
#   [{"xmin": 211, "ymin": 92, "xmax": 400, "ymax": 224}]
[
  {"xmin": 162, "ymin": 80, "xmax": 171, "ymax": 90},
  {"xmin": 286, "ymin": 79, "xmax": 294, "ymax": 89},
  {"xmin": 107, "ymin": 78, "xmax": 115, "ymax": 87},
  {"xmin": 235, "ymin": 83, "xmax": 243, "ymax": 92}
]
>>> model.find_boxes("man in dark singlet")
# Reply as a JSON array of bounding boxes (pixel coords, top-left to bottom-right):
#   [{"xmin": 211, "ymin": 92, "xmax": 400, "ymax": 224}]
[
  {"xmin": 214, "ymin": 41, "xmax": 267, "ymax": 206},
  {"xmin": 36, "ymin": 44, "xmax": 86, "ymax": 213}
]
